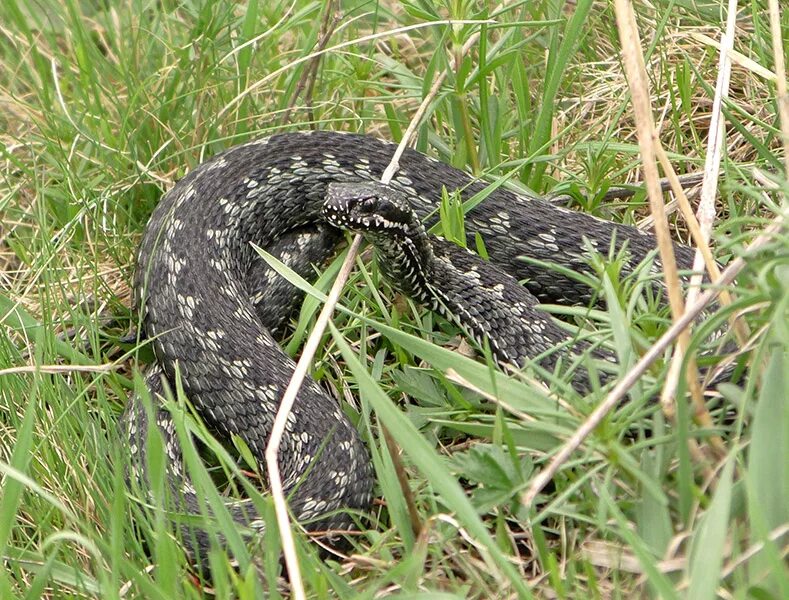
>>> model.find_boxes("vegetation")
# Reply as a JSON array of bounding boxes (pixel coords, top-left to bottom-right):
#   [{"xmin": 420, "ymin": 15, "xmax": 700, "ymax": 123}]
[{"xmin": 1, "ymin": 0, "xmax": 787, "ymax": 597}]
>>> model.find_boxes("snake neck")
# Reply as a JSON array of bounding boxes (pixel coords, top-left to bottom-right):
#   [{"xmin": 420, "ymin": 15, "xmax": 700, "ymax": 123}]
[{"xmin": 366, "ymin": 225, "xmax": 438, "ymax": 307}]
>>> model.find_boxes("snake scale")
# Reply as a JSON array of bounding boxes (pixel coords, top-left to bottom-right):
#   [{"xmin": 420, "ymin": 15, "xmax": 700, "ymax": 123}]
[{"xmin": 123, "ymin": 130, "xmax": 697, "ymax": 560}]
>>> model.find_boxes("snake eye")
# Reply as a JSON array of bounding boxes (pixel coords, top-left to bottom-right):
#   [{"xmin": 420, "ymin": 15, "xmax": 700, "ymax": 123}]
[{"xmin": 359, "ymin": 195, "xmax": 378, "ymax": 209}]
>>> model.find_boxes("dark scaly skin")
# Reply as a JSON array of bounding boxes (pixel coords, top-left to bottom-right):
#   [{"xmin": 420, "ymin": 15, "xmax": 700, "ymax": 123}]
[
  {"xmin": 323, "ymin": 181, "xmax": 617, "ymax": 392},
  {"xmin": 124, "ymin": 131, "xmax": 697, "ymax": 559}
]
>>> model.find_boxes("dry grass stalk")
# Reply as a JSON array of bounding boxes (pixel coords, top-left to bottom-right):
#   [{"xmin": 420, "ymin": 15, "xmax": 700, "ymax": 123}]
[
  {"xmin": 265, "ymin": 234, "xmax": 363, "ymax": 600},
  {"xmin": 662, "ymin": 0, "xmax": 739, "ymax": 412},
  {"xmin": 265, "ymin": 29, "xmax": 481, "ymax": 598},
  {"xmin": 654, "ymin": 144, "xmax": 750, "ymax": 346},
  {"xmin": 219, "ymin": 20, "xmax": 492, "ymax": 120},
  {"xmin": 768, "ymin": 0, "xmax": 789, "ymax": 178},
  {"xmin": 279, "ymin": 0, "xmax": 340, "ymax": 126},
  {"xmin": 0, "ymin": 364, "xmax": 116, "ymax": 376},
  {"xmin": 611, "ymin": 0, "xmax": 722, "ymax": 456},
  {"xmin": 520, "ymin": 213, "xmax": 785, "ymax": 508}
]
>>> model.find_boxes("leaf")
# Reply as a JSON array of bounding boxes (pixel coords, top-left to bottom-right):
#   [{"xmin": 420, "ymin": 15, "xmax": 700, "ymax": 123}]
[
  {"xmin": 687, "ymin": 455, "xmax": 735, "ymax": 600},
  {"xmin": 746, "ymin": 342, "xmax": 789, "ymax": 595}
]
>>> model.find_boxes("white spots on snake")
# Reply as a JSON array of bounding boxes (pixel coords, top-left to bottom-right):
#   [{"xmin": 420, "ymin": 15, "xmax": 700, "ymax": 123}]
[
  {"xmin": 537, "ymin": 231, "xmax": 560, "ymax": 252},
  {"xmin": 255, "ymin": 333, "xmax": 274, "ymax": 348},
  {"xmin": 195, "ymin": 331, "xmax": 221, "ymax": 353},
  {"xmin": 217, "ymin": 196, "xmax": 242, "ymax": 219},
  {"xmin": 284, "ymin": 411, "xmax": 298, "ymax": 433},
  {"xmin": 295, "ymin": 233, "xmax": 313, "ymax": 249},
  {"xmin": 165, "ymin": 255, "xmax": 186, "ymax": 287},
  {"xmin": 205, "ymin": 329, "xmax": 225, "ymax": 343},
  {"xmin": 488, "ymin": 212, "xmax": 511, "ymax": 235},
  {"xmin": 176, "ymin": 293, "xmax": 199, "ymax": 319},
  {"xmin": 462, "ymin": 266, "xmax": 482, "ymax": 285},
  {"xmin": 294, "ymin": 166, "xmax": 318, "ymax": 176},
  {"xmin": 254, "ymin": 385, "xmax": 279, "ymax": 403},
  {"xmin": 248, "ymin": 518, "xmax": 266, "ymax": 531},
  {"xmin": 201, "ymin": 156, "xmax": 228, "ymax": 173},
  {"xmin": 302, "ymin": 497, "xmax": 327, "ymax": 516},
  {"xmin": 487, "ymin": 222, "xmax": 509, "ymax": 235},
  {"xmin": 321, "ymin": 155, "xmax": 341, "ymax": 169},
  {"xmin": 526, "ymin": 315, "xmax": 547, "ymax": 333},
  {"xmin": 244, "ymin": 177, "xmax": 258, "ymax": 188},
  {"xmin": 511, "ymin": 300, "xmax": 532, "ymax": 317},
  {"xmin": 527, "ymin": 234, "xmax": 559, "ymax": 253},
  {"xmin": 217, "ymin": 355, "xmax": 251, "ymax": 381},
  {"xmin": 249, "ymin": 290, "xmax": 266, "ymax": 308},
  {"xmin": 261, "ymin": 266, "xmax": 281, "ymax": 288},
  {"xmin": 240, "ymin": 137, "xmax": 270, "ymax": 148},
  {"xmin": 208, "ymin": 257, "xmax": 227, "ymax": 271},
  {"xmin": 145, "ymin": 304, "xmax": 157, "ymax": 323},
  {"xmin": 205, "ymin": 227, "xmax": 222, "ymax": 242},
  {"xmin": 172, "ymin": 184, "xmax": 196, "ymax": 210},
  {"xmin": 330, "ymin": 469, "xmax": 349, "ymax": 489},
  {"xmin": 232, "ymin": 304, "xmax": 255, "ymax": 322},
  {"xmin": 246, "ymin": 186, "xmax": 266, "ymax": 201},
  {"xmin": 317, "ymin": 160, "xmax": 345, "ymax": 175}
]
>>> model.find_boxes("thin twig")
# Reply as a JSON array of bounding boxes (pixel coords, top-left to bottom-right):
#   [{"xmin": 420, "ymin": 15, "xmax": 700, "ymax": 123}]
[
  {"xmin": 219, "ymin": 20, "xmax": 493, "ymax": 119},
  {"xmin": 520, "ymin": 214, "xmax": 784, "ymax": 508},
  {"xmin": 653, "ymin": 147, "xmax": 721, "ymax": 280},
  {"xmin": 768, "ymin": 0, "xmax": 789, "ymax": 178},
  {"xmin": 653, "ymin": 145, "xmax": 750, "ymax": 345},
  {"xmin": 602, "ymin": 172, "xmax": 704, "ymax": 200},
  {"xmin": 280, "ymin": 0, "xmax": 339, "ymax": 126},
  {"xmin": 380, "ymin": 32, "xmax": 481, "ymax": 188},
  {"xmin": 265, "ymin": 235, "xmax": 362, "ymax": 600},
  {"xmin": 381, "ymin": 426, "xmax": 422, "ymax": 537},
  {"xmin": 612, "ymin": 0, "xmax": 711, "ymax": 444},
  {"xmin": 662, "ymin": 0, "xmax": 739, "ymax": 413},
  {"xmin": 0, "ymin": 364, "xmax": 116, "ymax": 376},
  {"xmin": 265, "ymin": 28, "xmax": 482, "ymax": 598}
]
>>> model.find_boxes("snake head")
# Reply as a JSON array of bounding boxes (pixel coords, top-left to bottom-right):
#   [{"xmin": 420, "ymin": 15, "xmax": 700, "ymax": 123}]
[{"xmin": 323, "ymin": 182, "xmax": 418, "ymax": 235}]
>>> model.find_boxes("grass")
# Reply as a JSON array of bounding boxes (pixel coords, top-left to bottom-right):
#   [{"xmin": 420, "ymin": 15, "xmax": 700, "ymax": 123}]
[{"xmin": 1, "ymin": 0, "xmax": 788, "ymax": 597}]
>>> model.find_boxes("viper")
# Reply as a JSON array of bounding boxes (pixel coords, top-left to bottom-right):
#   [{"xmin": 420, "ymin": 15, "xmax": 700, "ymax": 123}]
[{"xmin": 124, "ymin": 130, "xmax": 700, "ymax": 560}]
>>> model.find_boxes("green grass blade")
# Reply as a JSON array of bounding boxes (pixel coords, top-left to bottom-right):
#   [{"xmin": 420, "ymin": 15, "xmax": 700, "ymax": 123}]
[
  {"xmin": 687, "ymin": 455, "xmax": 735, "ymax": 600},
  {"xmin": 329, "ymin": 322, "xmax": 533, "ymax": 599}
]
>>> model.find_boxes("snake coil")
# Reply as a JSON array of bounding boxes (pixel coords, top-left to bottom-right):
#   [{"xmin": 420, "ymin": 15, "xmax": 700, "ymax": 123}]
[{"xmin": 123, "ymin": 131, "xmax": 700, "ymax": 560}]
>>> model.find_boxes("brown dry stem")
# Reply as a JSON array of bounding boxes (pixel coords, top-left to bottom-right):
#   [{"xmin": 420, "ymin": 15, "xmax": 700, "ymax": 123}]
[{"xmin": 521, "ymin": 213, "xmax": 785, "ymax": 508}]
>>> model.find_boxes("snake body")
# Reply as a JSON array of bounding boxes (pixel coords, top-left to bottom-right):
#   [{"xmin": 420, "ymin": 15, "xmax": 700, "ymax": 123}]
[{"xmin": 124, "ymin": 131, "xmax": 696, "ymax": 558}]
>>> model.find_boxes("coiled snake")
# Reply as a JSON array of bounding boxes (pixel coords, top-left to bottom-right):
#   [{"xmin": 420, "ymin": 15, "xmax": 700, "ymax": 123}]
[{"xmin": 124, "ymin": 131, "xmax": 697, "ymax": 559}]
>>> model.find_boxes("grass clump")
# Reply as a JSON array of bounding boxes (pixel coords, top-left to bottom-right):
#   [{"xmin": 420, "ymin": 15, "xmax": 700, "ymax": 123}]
[{"xmin": 1, "ymin": 1, "xmax": 787, "ymax": 598}]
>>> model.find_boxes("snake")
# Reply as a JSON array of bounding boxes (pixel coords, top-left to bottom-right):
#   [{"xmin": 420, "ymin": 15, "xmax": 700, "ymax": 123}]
[{"xmin": 123, "ymin": 130, "xmax": 698, "ymax": 561}]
